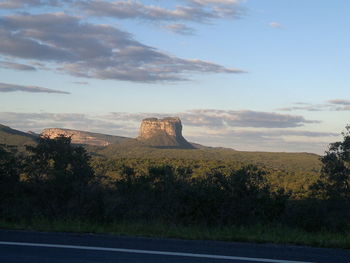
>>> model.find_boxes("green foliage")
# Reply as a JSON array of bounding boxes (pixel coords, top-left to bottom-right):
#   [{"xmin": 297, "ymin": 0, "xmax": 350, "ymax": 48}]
[
  {"xmin": 2, "ymin": 129, "xmax": 350, "ymax": 235},
  {"xmin": 313, "ymin": 125, "xmax": 350, "ymax": 201},
  {"xmin": 91, "ymin": 156, "xmax": 319, "ymax": 198},
  {"xmin": 0, "ymin": 144, "xmax": 20, "ymax": 185},
  {"xmin": 0, "ymin": 144, "xmax": 22, "ymax": 220},
  {"xmin": 103, "ymin": 163, "xmax": 287, "ymax": 226},
  {"xmin": 0, "ymin": 123, "xmax": 322, "ymax": 198},
  {"xmin": 96, "ymin": 140, "xmax": 321, "ymax": 197},
  {"xmin": 100, "ymin": 140, "xmax": 321, "ymax": 174},
  {"xmin": 25, "ymin": 136, "xmax": 94, "ymax": 184},
  {"xmin": 22, "ymin": 136, "xmax": 102, "ymax": 220},
  {"xmin": 299, "ymin": 125, "xmax": 350, "ymax": 231}
]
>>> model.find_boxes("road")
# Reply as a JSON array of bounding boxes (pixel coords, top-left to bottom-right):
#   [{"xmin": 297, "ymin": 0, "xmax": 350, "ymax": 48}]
[{"xmin": 0, "ymin": 230, "xmax": 349, "ymax": 263}]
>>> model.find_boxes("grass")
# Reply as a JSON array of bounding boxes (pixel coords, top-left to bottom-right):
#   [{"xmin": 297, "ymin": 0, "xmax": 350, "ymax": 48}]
[{"xmin": 1, "ymin": 219, "xmax": 349, "ymax": 249}]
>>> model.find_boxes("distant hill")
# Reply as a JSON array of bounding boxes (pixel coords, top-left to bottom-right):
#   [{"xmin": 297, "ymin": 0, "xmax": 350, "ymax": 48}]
[
  {"xmin": 0, "ymin": 124, "xmax": 37, "ymax": 147},
  {"xmin": 0, "ymin": 123, "xmax": 321, "ymax": 175},
  {"xmin": 41, "ymin": 128, "xmax": 130, "ymax": 146}
]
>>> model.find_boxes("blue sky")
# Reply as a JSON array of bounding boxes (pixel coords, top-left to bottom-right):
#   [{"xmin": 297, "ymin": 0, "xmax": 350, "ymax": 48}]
[{"xmin": 0, "ymin": 0, "xmax": 349, "ymax": 153}]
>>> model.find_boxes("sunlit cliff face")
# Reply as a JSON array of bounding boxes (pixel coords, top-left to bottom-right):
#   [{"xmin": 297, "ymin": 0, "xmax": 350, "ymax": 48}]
[
  {"xmin": 138, "ymin": 117, "xmax": 183, "ymax": 140},
  {"xmin": 41, "ymin": 128, "xmax": 111, "ymax": 146}
]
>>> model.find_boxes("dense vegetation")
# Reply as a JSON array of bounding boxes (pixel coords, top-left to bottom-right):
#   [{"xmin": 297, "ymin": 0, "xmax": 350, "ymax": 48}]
[
  {"xmin": 94, "ymin": 139, "xmax": 321, "ymax": 198},
  {"xmin": 1, "ymin": 126, "xmax": 350, "ymax": 239}
]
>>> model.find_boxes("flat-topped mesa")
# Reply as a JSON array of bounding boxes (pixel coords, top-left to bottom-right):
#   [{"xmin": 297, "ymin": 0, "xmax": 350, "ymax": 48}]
[
  {"xmin": 139, "ymin": 117, "xmax": 182, "ymax": 139},
  {"xmin": 138, "ymin": 117, "xmax": 194, "ymax": 149},
  {"xmin": 40, "ymin": 128, "xmax": 128, "ymax": 146}
]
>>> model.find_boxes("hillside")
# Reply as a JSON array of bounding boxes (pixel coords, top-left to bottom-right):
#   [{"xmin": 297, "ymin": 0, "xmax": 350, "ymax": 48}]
[{"xmin": 0, "ymin": 124, "xmax": 37, "ymax": 147}]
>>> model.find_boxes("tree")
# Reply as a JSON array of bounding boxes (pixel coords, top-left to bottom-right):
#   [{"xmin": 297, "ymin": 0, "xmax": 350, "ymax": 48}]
[
  {"xmin": 208, "ymin": 165, "xmax": 287, "ymax": 225},
  {"xmin": 313, "ymin": 125, "xmax": 350, "ymax": 202},
  {"xmin": 0, "ymin": 144, "xmax": 20, "ymax": 186},
  {"xmin": 297, "ymin": 125, "xmax": 350, "ymax": 231},
  {"xmin": 0, "ymin": 144, "xmax": 21, "ymax": 219},
  {"xmin": 24, "ymin": 135, "xmax": 98, "ymax": 218},
  {"xmin": 25, "ymin": 135, "xmax": 94, "ymax": 182}
]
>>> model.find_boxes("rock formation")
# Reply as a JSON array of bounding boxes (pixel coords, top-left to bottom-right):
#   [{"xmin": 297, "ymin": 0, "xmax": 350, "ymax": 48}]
[
  {"xmin": 39, "ymin": 117, "xmax": 194, "ymax": 148},
  {"xmin": 138, "ymin": 117, "xmax": 194, "ymax": 148},
  {"xmin": 41, "ymin": 128, "xmax": 127, "ymax": 146}
]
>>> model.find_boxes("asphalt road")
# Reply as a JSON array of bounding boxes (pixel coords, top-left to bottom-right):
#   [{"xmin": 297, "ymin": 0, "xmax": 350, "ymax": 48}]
[{"xmin": 0, "ymin": 230, "xmax": 349, "ymax": 263}]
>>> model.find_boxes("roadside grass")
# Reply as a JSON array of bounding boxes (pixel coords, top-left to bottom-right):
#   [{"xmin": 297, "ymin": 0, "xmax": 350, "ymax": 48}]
[{"xmin": 1, "ymin": 219, "xmax": 349, "ymax": 249}]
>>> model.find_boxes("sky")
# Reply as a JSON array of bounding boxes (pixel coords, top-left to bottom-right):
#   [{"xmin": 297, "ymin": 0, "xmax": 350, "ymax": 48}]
[{"xmin": 0, "ymin": 0, "xmax": 349, "ymax": 154}]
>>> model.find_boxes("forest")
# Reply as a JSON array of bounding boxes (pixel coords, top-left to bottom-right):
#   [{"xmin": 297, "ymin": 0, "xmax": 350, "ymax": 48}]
[{"xmin": 1, "ymin": 126, "xmax": 350, "ymax": 241}]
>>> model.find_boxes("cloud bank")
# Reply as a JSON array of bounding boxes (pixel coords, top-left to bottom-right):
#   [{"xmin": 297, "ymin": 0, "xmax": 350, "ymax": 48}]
[
  {"xmin": 0, "ymin": 0, "xmax": 61, "ymax": 9},
  {"xmin": 0, "ymin": 82, "xmax": 70, "ymax": 94},
  {"xmin": 180, "ymin": 109, "xmax": 319, "ymax": 128},
  {"xmin": 0, "ymin": 61, "xmax": 36, "ymax": 71},
  {"xmin": 0, "ymin": 12, "xmax": 243, "ymax": 82},
  {"xmin": 76, "ymin": 0, "xmax": 243, "ymax": 23}
]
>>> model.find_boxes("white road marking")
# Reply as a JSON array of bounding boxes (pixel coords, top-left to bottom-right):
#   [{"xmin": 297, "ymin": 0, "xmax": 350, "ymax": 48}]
[{"xmin": 0, "ymin": 241, "xmax": 315, "ymax": 263}]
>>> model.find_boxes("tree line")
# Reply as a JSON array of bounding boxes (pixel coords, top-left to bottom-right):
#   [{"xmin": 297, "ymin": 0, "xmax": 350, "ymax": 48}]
[{"xmin": 1, "ymin": 126, "xmax": 350, "ymax": 232}]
